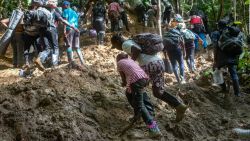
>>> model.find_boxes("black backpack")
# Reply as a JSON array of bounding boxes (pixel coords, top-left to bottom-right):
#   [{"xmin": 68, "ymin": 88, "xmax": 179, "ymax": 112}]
[
  {"xmin": 132, "ymin": 33, "xmax": 164, "ymax": 55},
  {"xmin": 24, "ymin": 8, "xmax": 52, "ymax": 28},
  {"xmin": 163, "ymin": 29, "xmax": 183, "ymax": 51},
  {"xmin": 93, "ymin": 5, "xmax": 105, "ymax": 18},
  {"xmin": 218, "ymin": 27, "xmax": 244, "ymax": 56}
]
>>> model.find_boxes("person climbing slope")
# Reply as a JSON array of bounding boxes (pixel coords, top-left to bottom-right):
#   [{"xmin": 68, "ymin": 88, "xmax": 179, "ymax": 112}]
[
  {"xmin": 116, "ymin": 52, "xmax": 162, "ymax": 138},
  {"xmin": 111, "ymin": 33, "xmax": 188, "ymax": 122}
]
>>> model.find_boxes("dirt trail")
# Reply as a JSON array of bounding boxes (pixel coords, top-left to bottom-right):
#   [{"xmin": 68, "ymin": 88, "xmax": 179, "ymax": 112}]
[{"xmin": 0, "ymin": 31, "xmax": 249, "ymax": 141}]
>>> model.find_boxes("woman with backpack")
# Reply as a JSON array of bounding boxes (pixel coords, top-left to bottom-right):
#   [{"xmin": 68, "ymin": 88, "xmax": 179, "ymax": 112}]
[
  {"xmin": 116, "ymin": 53, "xmax": 162, "ymax": 138},
  {"xmin": 111, "ymin": 33, "xmax": 188, "ymax": 122}
]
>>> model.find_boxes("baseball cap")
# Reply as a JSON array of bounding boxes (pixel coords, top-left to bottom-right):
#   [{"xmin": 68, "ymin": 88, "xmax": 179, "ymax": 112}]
[{"xmin": 63, "ymin": 1, "xmax": 70, "ymax": 6}]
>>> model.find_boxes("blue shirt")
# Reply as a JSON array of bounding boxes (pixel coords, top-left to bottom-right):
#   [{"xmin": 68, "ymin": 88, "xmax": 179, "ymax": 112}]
[{"xmin": 62, "ymin": 8, "xmax": 79, "ymax": 30}]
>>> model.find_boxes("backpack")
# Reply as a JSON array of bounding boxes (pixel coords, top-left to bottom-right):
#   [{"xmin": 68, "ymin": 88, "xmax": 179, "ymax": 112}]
[
  {"xmin": 181, "ymin": 29, "xmax": 195, "ymax": 43},
  {"xmin": 192, "ymin": 23, "xmax": 205, "ymax": 34},
  {"xmin": 218, "ymin": 27, "xmax": 243, "ymax": 56},
  {"xmin": 24, "ymin": 7, "xmax": 53, "ymax": 28},
  {"xmin": 132, "ymin": 33, "xmax": 164, "ymax": 55},
  {"xmin": 163, "ymin": 29, "xmax": 183, "ymax": 51},
  {"xmin": 93, "ymin": 5, "xmax": 105, "ymax": 18}
]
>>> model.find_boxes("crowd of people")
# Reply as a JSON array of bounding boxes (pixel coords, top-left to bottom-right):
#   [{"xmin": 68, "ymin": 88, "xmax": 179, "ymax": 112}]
[{"xmin": 0, "ymin": 0, "xmax": 247, "ymax": 139}]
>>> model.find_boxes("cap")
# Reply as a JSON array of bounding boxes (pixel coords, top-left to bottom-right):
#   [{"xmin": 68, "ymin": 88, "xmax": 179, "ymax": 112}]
[{"xmin": 63, "ymin": 1, "xmax": 70, "ymax": 6}]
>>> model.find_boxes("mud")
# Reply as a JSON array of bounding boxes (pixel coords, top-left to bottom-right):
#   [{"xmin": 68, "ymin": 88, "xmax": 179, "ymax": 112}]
[{"xmin": 0, "ymin": 30, "xmax": 249, "ymax": 141}]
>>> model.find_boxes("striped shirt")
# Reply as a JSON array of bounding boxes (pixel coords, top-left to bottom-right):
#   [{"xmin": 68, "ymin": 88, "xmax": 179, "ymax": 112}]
[{"xmin": 117, "ymin": 58, "xmax": 148, "ymax": 89}]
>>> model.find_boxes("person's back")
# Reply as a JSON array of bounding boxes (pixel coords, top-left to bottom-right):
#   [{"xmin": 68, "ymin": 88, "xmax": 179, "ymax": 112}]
[
  {"xmin": 92, "ymin": 3, "xmax": 106, "ymax": 19},
  {"xmin": 63, "ymin": 7, "xmax": 79, "ymax": 30},
  {"xmin": 117, "ymin": 57, "xmax": 148, "ymax": 87},
  {"xmin": 108, "ymin": 2, "xmax": 121, "ymax": 13}
]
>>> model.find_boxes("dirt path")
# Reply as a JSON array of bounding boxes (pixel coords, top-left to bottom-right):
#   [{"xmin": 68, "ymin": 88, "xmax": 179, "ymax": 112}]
[{"xmin": 0, "ymin": 32, "xmax": 249, "ymax": 141}]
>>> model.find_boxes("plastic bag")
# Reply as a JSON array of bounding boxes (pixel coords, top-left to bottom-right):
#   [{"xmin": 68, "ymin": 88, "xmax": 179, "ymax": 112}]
[
  {"xmin": 206, "ymin": 34, "xmax": 212, "ymax": 46},
  {"xmin": 213, "ymin": 68, "xmax": 224, "ymax": 84}
]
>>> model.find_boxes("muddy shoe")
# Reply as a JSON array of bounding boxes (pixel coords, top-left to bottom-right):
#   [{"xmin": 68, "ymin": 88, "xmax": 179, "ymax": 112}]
[
  {"xmin": 147, "ymin": 121, "xmax": 162, "ymax": 138},
  {"xmin": 34, "ymin": 58, "xmax": 45, "ymax": 71},
  {"xmin": 175, "ymin": 104, "xmax": 188, "ymax": 122}
]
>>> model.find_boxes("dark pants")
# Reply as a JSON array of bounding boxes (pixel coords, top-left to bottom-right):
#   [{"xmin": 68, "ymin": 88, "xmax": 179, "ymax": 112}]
[
  {"xmin": 162, "ymin": 10, "xmax": 171, "ymax": 24},
  {"xmin": 135, "ymin": 4, "xmax": 146, "ymax": 23},
  {"xmin": 127, "ymin": 79, "xmax": 154, "ymax": 125},
  {"xmin": 23, "ymin": 33, "xmax": 39, "ymax": 65},
  {"xmin": 228, "ymin": 65, "xmax": 240, "ymax": 96},
  {"xmin": 167, "ymin": 48, "xmax": 185, "ymax": 82},
  {"xmin": 11, "ymin": 32, "xmax": 24, "ymax": 67},
  {"xmin": 45, "ymin": 27, "xmax": 59, "ymax": 66},
  {"xmin": 185, "ymin": 47, "xmax": 195, "ymax": 72},
  {"xmin": 93, "ymin": 17, "xmax": 105, "ymax": 44},
  {"xmin": 120, "ymin": 11, "xmax": 129, "ymax": 31},
  {"xmin": 109, "ymin": 11, "xmax": 120, "ymax": 32}
]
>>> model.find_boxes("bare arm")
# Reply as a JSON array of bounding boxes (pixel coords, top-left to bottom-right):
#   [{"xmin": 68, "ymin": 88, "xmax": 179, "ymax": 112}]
[
  {"xmin": 119, "ymin": 71, "xmax": 127, "ymax": 87},
  {"xmin": 131, "ymin": 46, "xmax": 141, "ymax": 61},
  {"xmin": 59, "ymin": 17, "xmax": 79, "ymax": 32}
]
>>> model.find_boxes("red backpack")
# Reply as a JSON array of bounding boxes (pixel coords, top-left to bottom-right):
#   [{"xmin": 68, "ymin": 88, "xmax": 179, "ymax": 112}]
[{"xmin": 190, "ymin": 16, "xmax": 202, "ymax": 24}]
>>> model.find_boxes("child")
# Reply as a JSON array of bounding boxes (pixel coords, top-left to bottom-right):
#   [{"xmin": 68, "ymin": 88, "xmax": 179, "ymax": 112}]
[{"xmin": 116, "ymin": 53, "xmax": 162, "ymax": 138}]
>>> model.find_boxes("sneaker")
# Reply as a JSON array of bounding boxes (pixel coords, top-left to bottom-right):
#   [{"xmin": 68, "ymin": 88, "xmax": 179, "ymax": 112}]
[{"xmin": 147, "ymin": 121, "xmax": 162, "ymax": 138}]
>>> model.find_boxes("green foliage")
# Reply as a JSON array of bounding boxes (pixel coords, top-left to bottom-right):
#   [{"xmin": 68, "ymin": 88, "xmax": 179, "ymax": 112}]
[
  {"xmin": 238, "ymin": 48, "xmax": 250, "ymax": 73},
  {"xmin": 0, "ymin": 0, "xmax": 30, "ymax": 18},
  {"xmin": 203, "ymin": 68, "xmax": 213, "ymax": 77}
]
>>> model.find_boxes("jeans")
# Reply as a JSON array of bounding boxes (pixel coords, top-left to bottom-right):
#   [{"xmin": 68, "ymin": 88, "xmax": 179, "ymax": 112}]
[
  {"xmin": 45, "ymin": 27, "xmax": 59, "ymax": 65},
  {"xmin": 129, "ymin": 79, "xmax": 154, "ymax": 125},
  {"xmin": 185, "ymin": 47, "xmax": 195, "ymax": 72},
  {"xmin": 168, "ymin": 48, "xmax": 185, "ymax": 82}
]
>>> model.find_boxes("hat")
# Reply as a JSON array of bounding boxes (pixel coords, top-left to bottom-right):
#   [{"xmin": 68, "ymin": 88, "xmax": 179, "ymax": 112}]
[
  {"xmin": 63, "ymin": 1, "xmax": 70, "ymax": 6},
  {"xmin": 32, "ymin": 0, "xmax": 44, "ymax": 6}
]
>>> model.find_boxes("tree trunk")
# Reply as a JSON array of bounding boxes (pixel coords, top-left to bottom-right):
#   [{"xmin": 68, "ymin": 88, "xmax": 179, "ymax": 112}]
[
  {"xmin": 217, "ymin": 0, "xmax": 224, "ymax": 21},
  {"xmin": 157, "ymin": 0, "xmax": 162, "ymax": 37}
]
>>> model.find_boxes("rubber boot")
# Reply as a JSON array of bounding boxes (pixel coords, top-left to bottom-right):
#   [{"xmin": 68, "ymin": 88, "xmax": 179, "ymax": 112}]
[
  {"xmin": 232, "ymin": 79, "xmax": 241, "ymax": 97},
  {"xmin": 66, "ymin": 48, "xmax": 73, "ymax": 63},
  {"xmin": 98, "ymin": 31, "xmax": 105, "ymax": 45},
  {"xmin": 76, "ymin": 48, "xmax": 84, "ymax": 65},
  {"xmin": 175, "ymin": 104, "xmax": 188, "ymax": 122}
]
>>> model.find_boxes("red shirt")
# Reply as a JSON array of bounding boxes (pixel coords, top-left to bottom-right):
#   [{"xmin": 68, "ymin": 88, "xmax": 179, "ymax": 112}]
[{"xmin": 108, "ymin": 2, "xmax": 121, "ymax": 13}]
